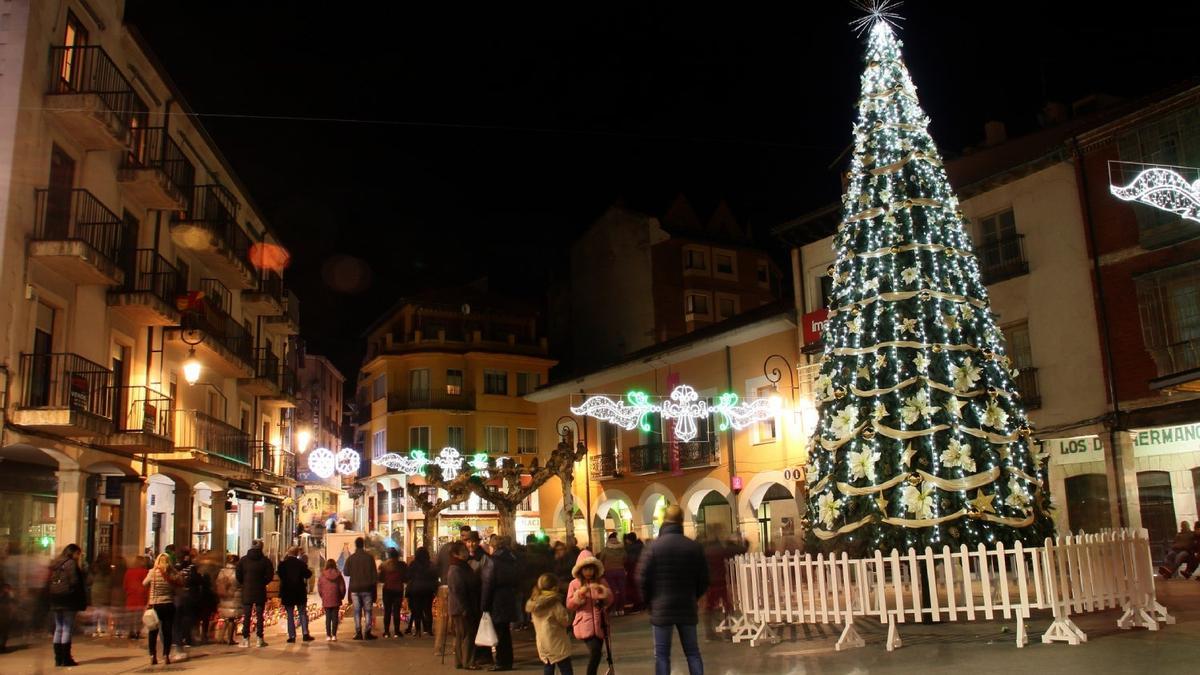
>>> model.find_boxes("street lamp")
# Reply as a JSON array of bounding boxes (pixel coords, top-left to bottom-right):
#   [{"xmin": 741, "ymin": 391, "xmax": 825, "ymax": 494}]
[
  {"xmin": 296, "ymin": 429, "xmax": 312, "ymax": 454},
  {"xmin": 181, "ymin": 326, "xmax": 204, "ymax": 385},
  {"xmin": 763, "ymin": 354, "xmax": 798, "ymax": 404}
]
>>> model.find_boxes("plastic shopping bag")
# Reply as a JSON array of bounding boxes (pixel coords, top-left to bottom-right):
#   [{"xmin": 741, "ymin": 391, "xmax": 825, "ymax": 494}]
[
  {"xmin": 143, "ymin": 608, "xmax": 160, "ymax": 631},
  {"xmin": 474, "ymin": 611, "xmax": 498, "ymax": 647}
]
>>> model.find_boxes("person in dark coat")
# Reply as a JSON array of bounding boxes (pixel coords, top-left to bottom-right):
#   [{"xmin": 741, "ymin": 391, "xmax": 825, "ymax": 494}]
[
  {"xmin": 344, "ymin": 536, "xmax": 379, "ymax": 640},
  {"xmin": 379, "ymin": 547, "xmax": 408, "ymax": 638},
  {"xmin": 624, "ymin": 532, "xmax": 645, "ymax": 612},
  {"xmin": 405, "ymin": 547, "xmax": 438, "ymax": 637},
  {"xmin": 447, "ymin": 542, "xmax": 482, "ymax": 670},
  {"xmin": 481, "ymin": 535, "xmax": 519, "ymax": 671},
  {"xmin": 278, "ymin": 547, "xmax": 314, "ymax": 642},
  {"xmin": 47, "ymin": 543, "xmax": 87, "ymax": 667},
  {"xmin": 637, "ymin": 505, "xmax": 709, "ymax": 675},
  {"xmin": 235, "ymin": 540, "xmax": 275, "ymax": 647}
]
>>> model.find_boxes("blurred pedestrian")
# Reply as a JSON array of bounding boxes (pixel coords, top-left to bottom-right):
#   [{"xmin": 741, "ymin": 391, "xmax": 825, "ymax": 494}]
[
  {"xmin": 88, "ymin": 552, "xmax": 113, "ymax": 636},
  {"xmin": 405, "ymin": 546, "xmax": 436, "ymax": 637},
  {"xmin": 47, "ymin": 543, "xmax": 86, "ymax": 667},
  {"xmin": 215, "ymin": 554, "xmax": 241, "ymax": 645},
  {"xmin": 598, "ymin": 533, "xmax": 627, "ymax": 615},
  {"xmin": 122, "ymin": 555, "xmax": 150, "ymax": 641},
  {"xmin": 481, "ymin": 535, "xmax": 518, "ymax": 670}
]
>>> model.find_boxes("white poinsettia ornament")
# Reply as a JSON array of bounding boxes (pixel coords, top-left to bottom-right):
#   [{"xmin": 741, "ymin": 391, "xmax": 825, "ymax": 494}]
[
  {"xmin": 912, "ymin": 353, "xmax": 931, "ymax": 372},
  {"xmin": 900, "ymin": 317, "xmax": 918, "ymax": 335},
  {"xmin": 940, "ymin": 437, "xmax": 976, "ymax": 472},
  {"xmin": 847, "ymin": 317, "xmax": 863, "ymax": 335},
  {"xmin": 814, "ymin": 373, "xmax": 834, "ymax": 401},
  {"xmin": 900, "ymin": 266, "xmax": 919, "ymax": 285},
  {"xmin": 901, "ymin": 482, "xmax": 935, "ymax": 519},
  {"xmin": 817, "ymin": 492, "xmax": 841, "ymax": 529},
  {"xmin": 872, "ymin": 400, "xmax": 888, "ymax": 422},
  {"xmin": 948, "ymin": 356, "xmax": 981, "ymax": 392},
  {"xmin": 900, "ymin": 389, "xmax": 938, "ymax": 425},
  {"xmin": 830, "ymin": 406, "xmax": 860, "ymax": 439},
  {"xmin": 847, "ymin": 447, "xmax": 881, "ymax": 482},
  {"xmin": 982, "ymin": 400, "xmax": 1009, "ymax": 429},
  {"xmin": 1005, "ymin": 476, "xmax": 1030, "ymax": 511},
  {"xmin": 863, "ymin": 277, "xmax": 880, "ymax": 292}
]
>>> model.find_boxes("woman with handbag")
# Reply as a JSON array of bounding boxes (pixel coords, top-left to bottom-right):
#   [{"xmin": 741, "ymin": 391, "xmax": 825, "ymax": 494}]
[{"xmin": 143, "ymin": 553, "xmax": 181, "ymax": 665}]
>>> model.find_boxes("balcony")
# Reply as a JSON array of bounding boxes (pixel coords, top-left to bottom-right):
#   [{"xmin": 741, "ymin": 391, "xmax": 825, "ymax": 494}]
[
  {"xmin": 11, "ymin": 353, "xmax": 113, "ymax": 436},
  {"xmin": 164, "ymin": 279, "xmax": 254, "ymax": 377},
  {"xmin": 978, "ymin": 234, "xmax": 1029, "ymax": 285},
  {"xmin": 678, "ymin": 440, "xmax": 720, "ymax": 469},
  {"xmin": 242, "ymin": 270, "xmax": 284, "ymax": 315},
  {"xmin": 45, "ymin": 45, "xmax": 140, "ymax": 151},
  {"xmin": 264, "ymin": 288, "xmax": 300, "ymax": 335},
  {"xmin": 162, "ymin": 409, "xmax": 251, "ymax": 472},
  {"xmin": 29, "ymin": 188, "xmax": 125, "ymax": 285},
  {"xmin": 240, "ymin": 348, "xmax": 281, "ymax": 396},
  {"xmin": 1136, "ymin": 267, "xmax": 1200, "ymax": 392},
  {"xmin": 170, "ymin": 184, "xmax": 255, "ymax": 289},
  {"xmin": 1012, "ymin": 367, "xmax": 1042, "ymax": 410},
  {"xmin": 260, "ymin": 361, "xmax": 299, "ymax": 409},
  {"xmin": 108, "ymin": 249, "xmax": 182, "ymax": 325},
  {"xmin": 119, "ymin": 127, "xmax": 194, "ymax": 211},
  {"xmin": 387, "ymin": 389, "xmax": 476, "ymax": 412},
  {"xmin": 97, "ymin": 386, "xmax": 174, "ymax": 453},
  {"xmin": 629, "ymin": 443, "xmax": 668, "ymax": 475},
  {"xmin": 589, "ymin": 452, "xmax": 621, "ymax": 480},
  {"xmin": 251, "ymin": 441, "xmax": 277, "ymax": 475}
]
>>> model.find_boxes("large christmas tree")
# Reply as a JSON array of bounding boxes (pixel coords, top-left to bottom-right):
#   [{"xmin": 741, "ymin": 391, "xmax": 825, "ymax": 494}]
[{"xmin": 803, "ymin": 15, "xmax": 1055, "ymax": 553}]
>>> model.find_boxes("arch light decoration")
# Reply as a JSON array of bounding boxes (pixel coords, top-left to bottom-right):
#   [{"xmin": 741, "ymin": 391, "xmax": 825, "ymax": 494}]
[{"xmin": 570, "ymin": 384, "xmax": 780, "ymax": 443}]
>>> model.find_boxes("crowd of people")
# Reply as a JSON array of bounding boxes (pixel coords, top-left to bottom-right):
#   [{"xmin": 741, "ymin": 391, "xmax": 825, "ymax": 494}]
[{"xmin": 0, "ymin": 506, "xmax": 747, "ymax": 674}]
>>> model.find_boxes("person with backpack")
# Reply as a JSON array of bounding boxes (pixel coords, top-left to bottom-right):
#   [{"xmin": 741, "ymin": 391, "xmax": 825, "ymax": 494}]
[
  {"xmin": 379, "ymin": 547, "xmax": 408, "ymax": 638},
  {"xmin": 317, "ymin": 558, "xmax": 346, "ymax": 641},
  {"xmin": 279, "ymin": 547, "xmax": 315, "ymax": 643},
  {"xmin": 235, "ymin": 540, "xmax": 275, "ymax": 648},
  {"xmin": 47, "ymin": 543, "xmax": 87, "ymax": 667},
  {"xmin": 405, "ymin": 546, "xmax": 437, "ymax": 637}
]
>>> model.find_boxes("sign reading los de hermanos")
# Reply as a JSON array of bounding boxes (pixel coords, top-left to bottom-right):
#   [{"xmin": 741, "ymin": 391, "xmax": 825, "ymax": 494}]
[{"xmin": 1131, "ymin": 423, "xmax": 1200, "ymax": 458}]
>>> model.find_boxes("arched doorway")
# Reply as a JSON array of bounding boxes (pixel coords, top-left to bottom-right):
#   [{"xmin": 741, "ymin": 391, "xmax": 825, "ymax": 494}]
[
  {"xmin": 596, "ymin": 501, "xmax": 634, "ymax": 539},
  {"xmin": 695, "ymin": 491, "xmax": 732, "ymax": 542},
  {"xmin": 192, "ymin": 480, "xmax": 225, "ymax": 553},
  {"xmin": 753, "ymin": 483, "xmax": 797, "ymax": 553},
  {"xmin": 0, "ymin": 444, "xmax": 65, "ymax": 558},
  {"xmin": 81, "ymin": 462, "xmax": 136, "ymax": 564},
  {"xmin": 1065, "ymin": 474, "xmax": 1110, "ymax": 534},
  {"xmin": 1138, "ymin": 470, "xmax": 1176, "ymax": 564}
]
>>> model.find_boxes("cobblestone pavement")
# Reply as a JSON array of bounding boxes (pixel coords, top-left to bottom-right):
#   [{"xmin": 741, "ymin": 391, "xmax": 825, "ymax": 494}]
[{"xmin": 3, "ymin": 581, "xmax": 1199, "ymax": 674}]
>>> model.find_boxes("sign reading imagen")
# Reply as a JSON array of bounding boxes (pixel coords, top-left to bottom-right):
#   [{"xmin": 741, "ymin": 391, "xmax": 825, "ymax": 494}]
[{"xmin": 1131, "ymin": 423, "xmax": 1200, "ymax": 458}]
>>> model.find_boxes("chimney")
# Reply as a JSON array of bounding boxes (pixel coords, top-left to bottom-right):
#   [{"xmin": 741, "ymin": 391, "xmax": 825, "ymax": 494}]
[{"xmin": 984, "ymin": 120, "xmax": 1007, "ymax": 147}]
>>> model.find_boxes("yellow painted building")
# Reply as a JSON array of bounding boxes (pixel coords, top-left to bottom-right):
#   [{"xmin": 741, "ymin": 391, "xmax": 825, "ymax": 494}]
[
  {"xmin": 356, "ymin": 289, "xmax": 555, "ymax": 553},
  {"xmin": 530, "ymin": 303, "xmax": 809, "ymax": 552}
]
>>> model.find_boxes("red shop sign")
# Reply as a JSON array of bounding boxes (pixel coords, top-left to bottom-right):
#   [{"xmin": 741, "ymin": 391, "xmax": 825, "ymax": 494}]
[{"xmin": 802, "ymin": 308, "xmax": 830, "ymax": 346}]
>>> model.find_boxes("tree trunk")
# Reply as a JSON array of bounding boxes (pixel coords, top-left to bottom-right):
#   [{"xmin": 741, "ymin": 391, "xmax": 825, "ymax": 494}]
[
  {"xmin": 422, "ymin": 508, "xmax": 439, "ymax": 552},
  {"xmin": 495, "ymin": 503, "xmax": 517, "ymax": 539}
]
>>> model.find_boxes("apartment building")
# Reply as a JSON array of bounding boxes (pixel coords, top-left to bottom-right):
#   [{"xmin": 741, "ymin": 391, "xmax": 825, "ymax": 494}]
[
  {"xmin": 355, "ymin": 286, "xmax": 554, "ymax": 553},
  {"xmin": 0, "ymin": 1, "xmax": 301, "ymax": 565}
]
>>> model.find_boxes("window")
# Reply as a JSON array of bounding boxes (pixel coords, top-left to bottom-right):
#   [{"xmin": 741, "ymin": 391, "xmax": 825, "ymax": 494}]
[
  {"xmin": 685, "ymin": 292, "xmax": 710, "ymax": 318},
  {"xmin": 1138, "ymin": 471, "xmax": 1178, "ymax": 564},
  {"xmin": 60, "ymin": 12, "xmax": 88, "ymax": 87},
  {"xmin": 1065, "ymin": 474, "xmax": 1110, "ymax": 535},
  {"xmin": 600, "ymin": 422, "xmax": 619, "ymax": 455},
  {"xmin": 757, "ymin": 260, "xmax": 771, "ymax": 288},
  {"xmin": 517, "ymin": 428, "xmax": 538, "ymax": 454},
  {"xmin": 1001, "ymin": 322, "xmax": 1040, "ymax": 408},
  {"xmin": 409, "ymin": 426, "xmax": 430, "ymax": 452},
  {"xmin": 486, "ymin": 426, "xmax": 509, "ymax": 453},
  {"xmin": 484, "ymin": 369, "xmax": 508, "ymax": 395},
  {"xmin": 516, "ymin": 372, "xmax": 541, "ymax": 396},
  {"xmin": 372, "ymin": 430, "xmax": 387, "ymax": 459},
  {"xmin": 409, "ymin": 368, "xmax": 430, "ymax": 401},
  {"xmin": 717, "ymin": 295, "xmax": 739, "ymax": 321},
  {"xmin": 447, "ymin": 426, "xmax": 464, "ymax": 450},
  {"xmin": 714, "ymin": 250, "xmax": 737, "ymax": 279},
  {"xmin": 1136, "ymin": 263, "xmax": 1200, "ymax": 377},
  {"xmin": 683, "ymin": 247, "xmax": 708, "ymax": 273},
  {"xmin": 1118, "ymin": 107, "xmax": 1200, "ymax": 247},
  {"xmin": 977, "ymin": 209, "xmax": 1027, "ymax": 283},
  {"xmin": 755, "ymin": 385, "xmax": 777, "ymax": 442},
  {"xmin": 446, "ymin": 369, "xmax": 464, "ymax": 396},
  {"xmin": 372, "ymin": 374, "xmax": 386, "ymax": 401}
]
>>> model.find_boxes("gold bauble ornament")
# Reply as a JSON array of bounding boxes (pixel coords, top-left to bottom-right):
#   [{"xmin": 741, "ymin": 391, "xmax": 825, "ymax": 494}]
[
  {"xmin": 983, "ymin": 348, "xmax": 995, "ymax": 360},
  {"xmin": 955, "ymin": 210, "xmax": 965, "ymax": 219},
  {"xmin": 918, "ymin": 290, "xmax": 932, "ymax": 301},
  {"xmin": 903, "ymin": 199, "xmax": 914, "ymax": 208},
  {"xmin": 932, "ymin": 344, "xmax": 943, "ymax": 353},
  {"xmin": 873, "ymin": 119, "xmax": 884, "ymax": 129},
  {"xmin": 890, "ymin": 245, "xmax": 901, "ymax": 254},
  {"xmin": 827, "ymin": 265, "xmax": 836, "ymax": 276},
  {"xmin": 966, "ymin": 509, "xmax": 985, "ymax": 521},
  {"xmin": 987, "ymin": 386, "xmax": 998, "ymax": 397},
  {"xmin": 1018, "ymin": 425, "xmax": 1033, "ymax": 438},
  {"xmin": 833, "ymin": 388, "xmax": 846, "ymax": 399},
  {"xmin": 905, "ymin": 473, "xmax": 922, "ymax": 486},
  {"xmin": 862, "ymin": 427, "xmax": 876, "ymax": 440},
  {"xmin": 850, "ymin": 304, "xmax": 861, "ymax": 316}
]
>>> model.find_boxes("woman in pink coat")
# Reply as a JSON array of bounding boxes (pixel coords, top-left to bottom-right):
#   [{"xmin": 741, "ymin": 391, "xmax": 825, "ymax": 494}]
[
  {"xmin": 316, "ymin": 559, "xmax": 346, "ymax": 641},
  {"xmin": 566, "ymin": 550, "xmax": 611, "ymax": 675}
]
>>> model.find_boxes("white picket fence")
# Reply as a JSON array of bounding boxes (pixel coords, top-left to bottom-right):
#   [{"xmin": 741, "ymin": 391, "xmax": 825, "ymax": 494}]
[{"xmin": 717, "ymin": 528, "xmax": 1172, "ymax": 650}]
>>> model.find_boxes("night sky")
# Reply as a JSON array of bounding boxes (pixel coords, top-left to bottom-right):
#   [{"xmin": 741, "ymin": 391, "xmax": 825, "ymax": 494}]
[{"xmin": 122, "ymin": 2, "xmax": 1200, "ymax": 385}]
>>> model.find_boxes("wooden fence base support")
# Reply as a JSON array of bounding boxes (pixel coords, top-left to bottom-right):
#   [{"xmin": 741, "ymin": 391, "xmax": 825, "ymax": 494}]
[
  {"xmin": 1152, "ymin": 601, "xmax": 1175, "ymax": 625},
  {"xmin": 886, "ymin": 616, "xmax": 902, "ymax": 652},
  {"xmin": 1016, "ymin": 615, "xmax": 1028, "ymax": 648},
  {"xmin": 836, "ymin": 620, "xmax": 865, "ymax": 651},
  {"xmin": 1042, "ymin": 617, "xmax": 1087, "ymax": 645},
  {"xmin": 1117, "ymin": 603, "xmax": 1158, "ymax": 631}
]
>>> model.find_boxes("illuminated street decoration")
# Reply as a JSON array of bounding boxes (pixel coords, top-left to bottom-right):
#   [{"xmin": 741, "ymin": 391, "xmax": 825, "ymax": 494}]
[
  {"xmin": 1110, "ymin": 166, "xmax": 1200, "ymax": 224},
  {"xmin": 374, "ymin": 447, "xmax": 500, "ymax": 480},
  {"xmin": 308, "ymin": 447, "xmax": 361, "ymax": 479},
  {"xmin": 570, "ymin": 384, "xmax": 780, "ymax": 443}
]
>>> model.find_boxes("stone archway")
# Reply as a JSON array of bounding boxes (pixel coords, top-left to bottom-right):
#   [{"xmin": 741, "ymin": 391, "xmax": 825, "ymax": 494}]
[
  {"xmin": 636, "ymin": 483, "xmax": 677, "ymax": 539},
  {"xmin": 0, "ymin": 443, "xmax": 76, "ymax": 558},
  {"xmin": 594, "ymin": 488, "xmax": 636, "ymax": 541}
]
